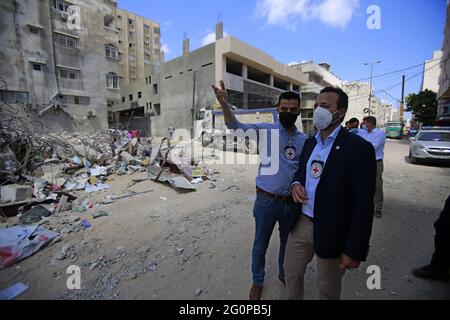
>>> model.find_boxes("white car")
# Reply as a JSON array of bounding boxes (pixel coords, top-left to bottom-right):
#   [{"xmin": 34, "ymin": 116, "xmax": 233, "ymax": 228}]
[{"xmin": 408, "ymin": 127, "xmax": 450, "ymax": 164}]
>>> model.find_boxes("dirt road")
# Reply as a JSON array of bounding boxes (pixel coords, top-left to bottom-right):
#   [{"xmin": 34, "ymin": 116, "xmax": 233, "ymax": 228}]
[{"xmin": 1, "ymin": 139, "xmax": 449, "ymax": 299}]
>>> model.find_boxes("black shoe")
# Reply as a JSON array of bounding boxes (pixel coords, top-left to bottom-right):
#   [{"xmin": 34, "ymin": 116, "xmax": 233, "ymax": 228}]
[
  {"xmin": 412, "ymin": 265, "xmax": 449, "ymax": 281},
  {"xmin": 278, "ymin": 274, "xmax": 286, "ymax": 286},
  {"xmin": 375, "ymin": 211, "xmax": 382, "ymax": 219}
]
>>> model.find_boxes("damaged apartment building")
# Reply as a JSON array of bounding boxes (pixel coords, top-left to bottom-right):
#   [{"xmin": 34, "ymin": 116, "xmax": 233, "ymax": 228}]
[
  {"xmin": 0, "ymin": 0, "xmax": 161, "ymax": 133},
  {"xmin": 114, "ymin": 22, "xmax": 309, "ymax": 137}
]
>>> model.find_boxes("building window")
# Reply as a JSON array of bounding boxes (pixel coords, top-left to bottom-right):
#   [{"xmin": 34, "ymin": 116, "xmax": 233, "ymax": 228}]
[
  {"xmin": 154, "ymin": 103, "xmax": 160, "ymax": 115},
  {"xmin": 138, "ymin": 91, "xmax": 142, "ymax": 99},
  {"xmin": 106, "ymin": 72, "xmax": 119, "ymax": 89},
  {"xmin": 32, "ymin": 63, "xmax": 42, "ymax": 71},
  {"xmin": 54, "ymin": 34, "xmax": 77, "ymax": 48},
  {"xmin": 129, "ymin": 94, "xmax": 133, "ymax": 101},
  {"xmin": 53, "ymin": 0, "xmax": 70, "ymax": 12},
  {"xmin": 153, "ymin": 27, "xmax": 160, "ymax": 35},
  {"xmin": 154, "ymin": 49, "xmax": 160, "ymax": 56},
  {"xmin": 144, "ymin": 53, "xmax": 151, "ymax": 64},
  {"xmin": 153, "ymin": 84, "xmax": 158, "ymax": 95},
  {"xmin": 74, "ymin": 96, "xmax": 80, "ymax": 104},
  {"xmin": 154, "ymin": 38, "xmax": 160, "ymax": 45},
  {"xmin": 122, "ymin": 96, "xmax": 125, "ymax": 103},
  {"xmin": 105, "ymin": 44, "xmax": 119, "ymax": 59},
  {"xmin": 59, "ymin": 68, "xmax": 78, "ymax": 79},
  {"xmin": 0, "ymin": 90, "xmax": 28, "ymax": 103},
  {"xmin": 128, "ymin": 31, "xmax": 134, "ymax": 40},
  {"xmin": 29, "ymin": 26, "xmax": 40, "ymax": 34},
  {"xmin": 144, "ymin": 37, "xmax": 150, "ymax": 46},
  {"xmin": 128, "ymin": 18, "xmax": 134, "ymax": 25}
]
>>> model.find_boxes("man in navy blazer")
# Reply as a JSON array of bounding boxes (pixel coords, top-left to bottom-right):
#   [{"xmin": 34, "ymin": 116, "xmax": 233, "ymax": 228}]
[{"xmin": 285, "ymin": 87, "xmax": 377, "ymax": 300}]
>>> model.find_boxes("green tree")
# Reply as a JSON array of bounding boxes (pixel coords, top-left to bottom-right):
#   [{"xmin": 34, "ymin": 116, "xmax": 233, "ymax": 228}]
[{"xmin": 405, "ymin": 89, "xmax": 437, "ymax": 126}]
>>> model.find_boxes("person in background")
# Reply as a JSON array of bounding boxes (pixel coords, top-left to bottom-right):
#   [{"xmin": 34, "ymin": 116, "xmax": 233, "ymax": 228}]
[
  {"xmin": 358, "ymin": 116, "xmax": 386, "ymax": 218},
  {"xmin": 348, "ymin": 118, "xmax": 360, "ymax": 133}
]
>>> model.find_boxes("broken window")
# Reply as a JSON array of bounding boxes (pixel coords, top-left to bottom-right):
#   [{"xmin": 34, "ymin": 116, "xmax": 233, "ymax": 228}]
[
  {"xmin": 128, "ymin": 18, "xmax": 134, "ymax": 25},
  {"xmin": 106, "ymin": 73, "xmax": 119, "ymax": 89},
  {"xmin": 32, "ymin": 63, "xmax": 42, "ymax": 71},
  {"xmin": 54, "ymin": 34, "xmax": 77, "ymax": 48},
  {"xmin": 138, "ymin": 91, "xmax": 142, "ymax": 99},
  {"xmin": 105, "ymin": 44, "xmax": 119, "ymax": 59},
  {"xmin": 104, "ymin": 14, "xmax": 114, "ymax": 28},
  {"xmin": 129, "ymin": 94, "xmax": 133, "ymax": 101},
  {"xmin": 53, "ymin": 0, "xmax": 70, "ymax": 12},
  {"xmin": 153, "ymin": 84, "xmax": 158, "ymax": 95},
  {"xmin": 58, "ymin": 68, "xmax": 78, "ymax": 79},
  {"xmin": 29, "ymin": 26, "xmax": 40, "ymax": 35},
  {"xmin": 0, "ymin": 90, "xmax": 28, "ymax": 103},
  {"xmin": 154, "ymin": 103, "xmax": 160, "ymax": 115},
  {"xmin": 122, "ymin": 96, "xmax": 125, "ymax": 103},
  {"xmin": 226, "ymin": 58, "xmax": 243, "ymax": 76}
]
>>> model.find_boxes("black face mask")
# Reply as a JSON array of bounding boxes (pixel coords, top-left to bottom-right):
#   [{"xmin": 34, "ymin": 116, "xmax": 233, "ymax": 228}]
[{"xmin": 279, "ymin": 112, "xmax": 298, "ymax": 130}]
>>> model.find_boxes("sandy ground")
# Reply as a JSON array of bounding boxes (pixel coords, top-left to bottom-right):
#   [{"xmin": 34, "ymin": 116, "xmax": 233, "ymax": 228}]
[{"xmin": 0, "ymin": 139, "xmax": 449, "ymax": 300}]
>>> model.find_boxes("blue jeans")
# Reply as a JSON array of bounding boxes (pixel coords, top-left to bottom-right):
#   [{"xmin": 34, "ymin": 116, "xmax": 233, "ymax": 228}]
[{"xmin": 252, "ymin": 192, "xmax": 299, "ymax": 286}]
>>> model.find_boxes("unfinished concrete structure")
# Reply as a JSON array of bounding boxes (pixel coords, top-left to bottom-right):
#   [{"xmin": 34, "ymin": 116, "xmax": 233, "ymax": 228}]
[
  {"xmin": 115, "ymin": 23, "xmax": 309, "ymax": 137},
  {"xmin": 0, "ymin": 0, "xmax": 160, "ymax": 133}
]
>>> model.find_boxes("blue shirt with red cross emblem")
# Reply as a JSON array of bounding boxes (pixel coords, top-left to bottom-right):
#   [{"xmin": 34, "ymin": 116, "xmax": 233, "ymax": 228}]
[{"xmin": 227, "ymin": 111, "xmax": 306, "ymax": 196}]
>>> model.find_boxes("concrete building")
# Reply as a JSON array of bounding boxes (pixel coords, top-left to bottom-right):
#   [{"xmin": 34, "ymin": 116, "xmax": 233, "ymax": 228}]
[
  {"xmin": 341, "ymin": 81, "xmax": 389, "ymax": 127},
  {"xmin": 115, "ymin": 9, "xmax": 161, "ymax": 86},
  {"xmin": 437, "ymin": 0, "xmax": 450, "ymax": 125},
  {"xmin": 421, "ymin": 50, "xmax": 443, "ymax": 93},
  {"xmin": 115, "ymin": 23, "xmax": 309, "ymax": 137},
  {"xmin": 0, "ymin": 0, "xmax": 160, "ymax": 133},
  {"xmin": 289, "ymin": 61, "xmax": 342, "ymax": 135}
]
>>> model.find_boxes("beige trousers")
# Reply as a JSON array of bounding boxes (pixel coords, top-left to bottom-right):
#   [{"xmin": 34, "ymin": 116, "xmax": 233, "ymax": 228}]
[
  {"xmin": 284, "ymin": 215, "xmax": 345, "ymax": 300},
  {"xmin": 375, "ymin": 160, "xmax": 384, "ymax": 213}
]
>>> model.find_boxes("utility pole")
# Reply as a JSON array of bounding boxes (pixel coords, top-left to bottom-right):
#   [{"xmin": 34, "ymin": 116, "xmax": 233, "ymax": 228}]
[
  {"xmin": 191, "ymin": 70, "xmax": 197, "ymax": 164},
  {"xmin": 364, "ymin": 60, "xmax": 381, "ymax": 116},
  {"xmin": 400, "ymin": 75, "xmax": 405, "ymax": 123}
]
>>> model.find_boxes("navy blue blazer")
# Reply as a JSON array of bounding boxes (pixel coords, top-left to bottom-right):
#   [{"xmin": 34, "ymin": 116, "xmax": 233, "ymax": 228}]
[{"xmin": 292, "ymin": 126, "xmax": 377, "ymax": 261}]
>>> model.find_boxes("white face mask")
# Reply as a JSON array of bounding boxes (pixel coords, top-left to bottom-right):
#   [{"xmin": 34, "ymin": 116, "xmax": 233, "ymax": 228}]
[{"xmin": 313, "ymin": 106, "xmax": 340, "ymax": 130}]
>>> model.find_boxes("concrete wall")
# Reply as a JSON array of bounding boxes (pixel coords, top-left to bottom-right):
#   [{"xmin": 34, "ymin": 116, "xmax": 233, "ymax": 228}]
[{"xmin": 421, "ymin": 50, "xmax": 443, "ymax": 93}]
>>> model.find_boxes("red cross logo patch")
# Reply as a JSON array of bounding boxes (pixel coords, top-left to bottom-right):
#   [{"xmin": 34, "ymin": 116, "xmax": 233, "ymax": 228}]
[
  {"xmin": 285, "ymin": 146, "xmax": 296, "ymax": 160},
  {"xmin": 310, "ymin": 160, "xmax": 324, "ymax": 179}
]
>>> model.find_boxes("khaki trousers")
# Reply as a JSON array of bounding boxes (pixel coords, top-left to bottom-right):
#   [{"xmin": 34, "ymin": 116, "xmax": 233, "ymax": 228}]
[
  {"xmin": 284, "ymin": 215, "xmax": 345, "ymax": 300},
  {"xmin": 375, "ymin": 160, "xmax": 384, "ymax": 213}
]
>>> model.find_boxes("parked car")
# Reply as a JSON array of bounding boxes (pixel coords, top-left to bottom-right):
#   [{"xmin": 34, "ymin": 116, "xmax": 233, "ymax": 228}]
[{"xmin": 409, "ymin": 127, "xmax": 450, "ymax": 164}]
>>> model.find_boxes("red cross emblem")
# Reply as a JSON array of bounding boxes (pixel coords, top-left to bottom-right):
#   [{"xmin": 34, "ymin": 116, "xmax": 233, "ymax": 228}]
[
  {"xmin": 285, "ymin": 147, "xmax": 296, "ymax": 160},
  {"xmin": 310, "ymin": 161, "xmax": 323, "ymax": 179}
]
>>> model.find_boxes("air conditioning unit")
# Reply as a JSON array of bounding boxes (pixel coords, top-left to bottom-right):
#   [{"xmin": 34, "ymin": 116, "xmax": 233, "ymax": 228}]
[
  {"xmin": 60, "ymin": 12, "xmax": 69, "ymax": 21},
  {"xmin": 87, "ymin": 110, "xmax": 96, "ymax": 118}
]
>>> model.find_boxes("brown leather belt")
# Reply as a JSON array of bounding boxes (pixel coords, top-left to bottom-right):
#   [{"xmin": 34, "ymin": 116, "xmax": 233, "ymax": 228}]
[{"xmin": 256, "ymin": 186, "xmax": 294, "ymax": 203}]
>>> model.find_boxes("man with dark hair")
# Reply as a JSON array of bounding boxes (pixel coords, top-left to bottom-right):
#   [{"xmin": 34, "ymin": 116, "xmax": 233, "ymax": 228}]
[
  {"xmin": 212, "ymin": 80, "xmax": 306, "ymax": 300},
  {"xmin": 348, "ymin": 118, "xmax": 360, "ymax": 133},
  {"xmin": 285, "ymin": 86, "xmax": 376, "ymax": 300},
  {"xmin": 358, "ymin": 116, "xmax": 386, "ymax": 218}
]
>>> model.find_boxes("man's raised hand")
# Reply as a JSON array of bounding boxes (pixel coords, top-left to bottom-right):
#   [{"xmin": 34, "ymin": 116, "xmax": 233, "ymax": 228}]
[{"xmin": 212, "ymin": 80, "xmax": 228, "ymax": 108}]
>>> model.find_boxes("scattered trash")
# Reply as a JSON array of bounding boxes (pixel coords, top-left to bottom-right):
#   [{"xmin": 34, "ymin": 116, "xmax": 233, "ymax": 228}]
[
  {"xmin": 19, "ymin": 205, "xmax": 52, "ymax": 224},
  {"xmin": 92, "ymin": 211, "xmax": 110, "ymax": 219},
  {"xmin": 80, "ymin": 217, "xmax": 92, "ymax": 229},
  {"xmin": 0, "ymin": 225, "xmax": 59, "ymax": 268},
  {"xmin": 190, "ymin": 177, "xmax": 203, "ymax": 184},
  {"xmin": 51, "ymin": 244, "xmax": 72, "ymax": 265},
  {"xmin": 160, "ymin": 196, "xmax": 167, "ymax": 201},
  {"xmin": 0, "ymin": 282, "xmax": 29, "ymax": 300},
  {"xmin": 85, "ymin": 183, "xmax": 110, "ymax": 193}
]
